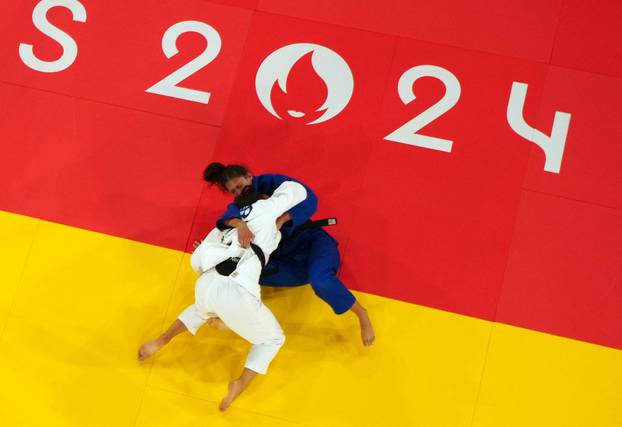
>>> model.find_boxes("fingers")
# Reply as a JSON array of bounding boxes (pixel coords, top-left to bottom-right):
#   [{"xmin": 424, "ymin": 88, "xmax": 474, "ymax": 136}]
[{"xmin": 238, "ymin": 236, "xmax": 253, "ymax": 248}]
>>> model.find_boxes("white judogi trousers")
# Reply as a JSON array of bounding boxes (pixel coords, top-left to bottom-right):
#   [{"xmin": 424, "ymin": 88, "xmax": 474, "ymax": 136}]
[{"xmin": 178, "ymin": 270, "xmax": 285, "ymax": 375}]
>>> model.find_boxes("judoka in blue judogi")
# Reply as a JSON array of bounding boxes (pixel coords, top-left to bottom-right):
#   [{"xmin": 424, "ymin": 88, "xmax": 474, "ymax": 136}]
[{"xmin": 204, "ymin": 162, "xmax": 375, "ymax": 346}]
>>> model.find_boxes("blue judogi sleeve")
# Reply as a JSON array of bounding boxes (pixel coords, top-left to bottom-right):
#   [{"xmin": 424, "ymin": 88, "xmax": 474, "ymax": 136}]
[{"xmin": 215, "ymin": 173, "xmax": 317, "ymax": 238}]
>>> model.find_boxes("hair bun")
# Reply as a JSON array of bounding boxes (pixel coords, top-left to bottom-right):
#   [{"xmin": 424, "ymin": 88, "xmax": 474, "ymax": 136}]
[{"xmin": 203, "ymin": 162, "xmax": 225, "ymax": 183}]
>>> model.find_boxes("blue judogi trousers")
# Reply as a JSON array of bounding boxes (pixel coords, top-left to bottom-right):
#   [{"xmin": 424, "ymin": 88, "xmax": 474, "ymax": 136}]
[{"xmin": 259, "ymin": 228, "xmax": 356, "ymax": 314}]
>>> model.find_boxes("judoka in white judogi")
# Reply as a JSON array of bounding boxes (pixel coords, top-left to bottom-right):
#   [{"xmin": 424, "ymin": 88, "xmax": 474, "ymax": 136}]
[
  {"xmin": 138, "ymin": 180, "xmax": 307, "ymax": 410},
  {"xmin": 138, "ymin": 180, "xmax": 307, "ymax": 386},
  {"xmin": 177, "ymin": 180, "xmax": 307, "ymax": 374}
]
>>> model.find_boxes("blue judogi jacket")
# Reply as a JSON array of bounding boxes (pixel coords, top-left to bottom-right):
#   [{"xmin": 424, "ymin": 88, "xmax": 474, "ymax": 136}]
[
  {"xmin": 216, "ymin": 174, "xmax": 317, "ymax": 240},
  {"xmin": 215, "ymin": 173, "xmax": 353, "ymax": 313}
]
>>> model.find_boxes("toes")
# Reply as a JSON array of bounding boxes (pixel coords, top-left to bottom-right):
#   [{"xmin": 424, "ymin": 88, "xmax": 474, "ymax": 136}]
[
  {"xmin": 138, "ymin": 342, "xmax": 159, "ymax": 361},
  {"xmin": 219, "ymin": 395, "xmax": 233, "ymax": 412},
  {"xmin": 362, "ymin": 333, "xmax": 376, "ymax": 346}
]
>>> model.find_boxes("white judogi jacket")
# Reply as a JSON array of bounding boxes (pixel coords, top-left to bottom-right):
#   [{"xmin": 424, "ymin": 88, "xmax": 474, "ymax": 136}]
[{"xmin": 190, "ymin": 181, "xmax": 307, "ymax": 299}]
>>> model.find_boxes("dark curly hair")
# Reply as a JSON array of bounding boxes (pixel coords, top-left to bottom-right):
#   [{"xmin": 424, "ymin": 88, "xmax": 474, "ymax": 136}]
[{"xmin": 203, "ymin": 162, "xmax": 250, "ymax": 192}]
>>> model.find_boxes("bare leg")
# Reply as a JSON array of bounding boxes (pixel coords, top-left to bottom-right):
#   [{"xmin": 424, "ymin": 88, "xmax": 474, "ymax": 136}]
[
  {"xmin": 207, "ymin": 317, "xmax": 230, "ymax": 330},
  {"xmin": 138, "ymin": 319, "xmax": 188, "ymax": 361},
  {"xmin": 219, "ymin": 368, "xmax": 258, "ymax": 411},
  {"xmin": 350, "ymin": 301, "xmax": 375, "ymax": 346}
]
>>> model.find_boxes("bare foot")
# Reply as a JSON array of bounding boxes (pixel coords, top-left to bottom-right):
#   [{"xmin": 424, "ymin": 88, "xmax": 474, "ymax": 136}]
[
  {"xmin": 357, "ymin": 308, "xmax": 375, "ymax": 346},
  {"xmin": 219, "ymin": 380, "xmax": 244, "ymax": 411},
  {"xmin": 349, "ymin": 302, "xmax": 375, "ymax": 346},
  {"xmin": 360, "ymin": 319, "xmax": 375, "ymax": 346},
  {"xmin": 207, "ymin": 317, "xmax": 230, "ymax": 330},
  {"xmin": 137, "ymin": 339, "xmax": 162, "ymax": 362}
]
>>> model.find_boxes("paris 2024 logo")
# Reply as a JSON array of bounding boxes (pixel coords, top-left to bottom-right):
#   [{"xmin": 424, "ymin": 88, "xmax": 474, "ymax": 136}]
[{"xmin": 255, "ymin": 43, "xmax": 354, "ymax": 125}]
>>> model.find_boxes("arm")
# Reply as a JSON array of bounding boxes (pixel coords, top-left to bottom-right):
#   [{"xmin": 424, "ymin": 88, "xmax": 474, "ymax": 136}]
[
  {"xmin": 216, "ymin": 203, "xmax": 254, "ymax": 248},
  {"xmin": 191, "ymin": 228, "xmax": 225, "ymax": 272},
  {"xmin": 276, "ymin": 212, "xmax": 291, "ymax": 230},
  {"xmin": 216, "ymin": 203, "xmax": 242, "ymax": 230},
  {"xmin": 266, "ymin": 181, "xmax": 308, "ymax": 219},
  {"xmin": 256, "ymin": 174, "xmax": 318, "ymax": 234},
  {"xmin": 224, "ymin": 218, "xmax": 254, "ymax": 248},
  {"xmin": 286, "ymin": 184, "xmax": 317, "ymax": 229}
]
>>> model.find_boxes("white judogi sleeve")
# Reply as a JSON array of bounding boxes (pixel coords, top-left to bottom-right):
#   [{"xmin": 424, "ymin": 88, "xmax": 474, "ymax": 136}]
[
  {"xmin": 190, "ymin": 228, "xmax": 242, "ymax": 274},
  {"xmin": 229, "ymin": 181, "xmax": 308, "ymax": 296},
  {"xmin": 266, "ymin": 181, "xmax": 308, "ymax": 217}
]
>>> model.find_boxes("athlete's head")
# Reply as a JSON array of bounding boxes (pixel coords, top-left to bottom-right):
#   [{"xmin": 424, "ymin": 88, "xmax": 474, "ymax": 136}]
[
  {"xmin": 203, "ymin": 162, "xmax": 253, "ymax": 197},
  {"xmin": 233, "ymin": 190, "xmax": 266, "ymax": 209}
]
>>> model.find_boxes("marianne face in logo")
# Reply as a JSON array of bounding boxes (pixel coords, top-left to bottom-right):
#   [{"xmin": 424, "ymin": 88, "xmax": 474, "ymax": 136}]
[{"xmin": 255, "ymin": 43, "xmax": 354, "ymax": 125}]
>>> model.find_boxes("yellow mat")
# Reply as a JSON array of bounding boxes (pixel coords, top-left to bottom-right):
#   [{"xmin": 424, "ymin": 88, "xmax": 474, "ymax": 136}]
[{"xmin": 0, "ymin": 211, "xmax": 620, "ymax": 426}]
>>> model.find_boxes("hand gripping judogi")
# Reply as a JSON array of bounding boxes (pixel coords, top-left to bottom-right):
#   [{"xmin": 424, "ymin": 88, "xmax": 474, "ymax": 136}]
[{"xmin": 177, "ymin": 181, "xmax": 307, "ymax": 374}]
